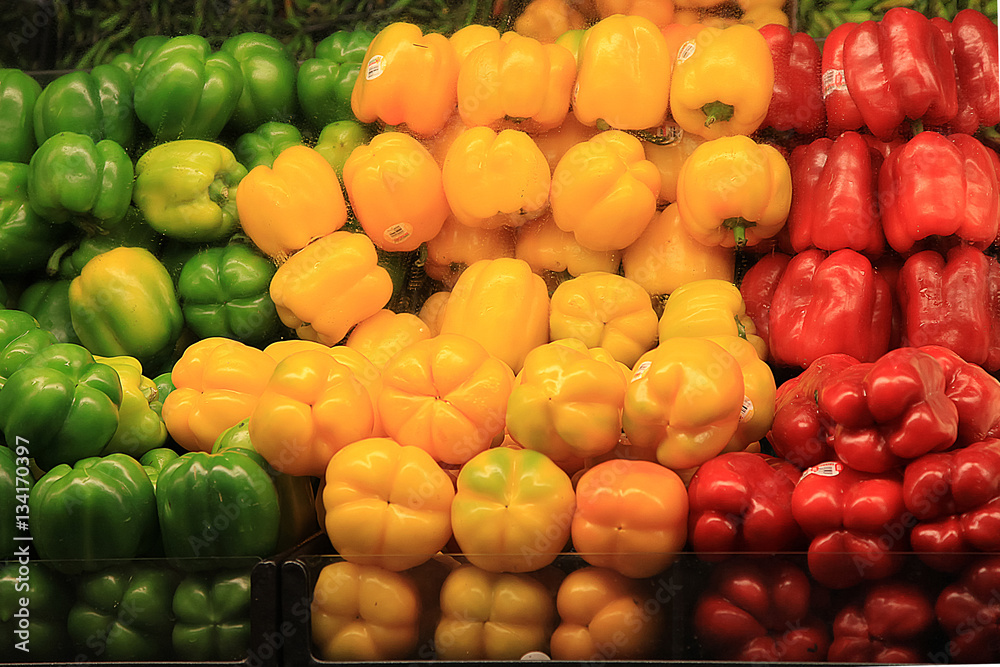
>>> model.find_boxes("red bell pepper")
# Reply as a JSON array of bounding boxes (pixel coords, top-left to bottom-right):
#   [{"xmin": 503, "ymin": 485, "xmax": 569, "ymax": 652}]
[
  {"xmin": 758, "ymin": 24, "xmax": 825, "ymax": 137},
  {"xmin": 880, "ymin": 131, "xmax": 1000, "ymax": 254},
  {"xmin": 919, "ymin": 344, "xmax": 1000, "ymax": 446},
  {"xmin": 828, "ymin": 580, "xmax": 937, "ymax": 663},
  {"xmin": 692, "ymin": 557, "xmax": 831, "ymax": 662},
  {"xmin": 930, "ymin": 10, "xmax": 1000, "ymax": 135},
  {"xmin": 785, "ymin": 132, "xmax": 884, "ymax": 256},
  {"xmin": 740, "ymin": 252, "xmax": 792, "ymax": 353},
  {"xmin": 903, "ymin": 438, "xmax": 1000, "ymax": 573},
  {"xmin": 766, "ymin": 249, "xmax": 893, "ymax": 368},
  {"xmin": 687, "ymin": 452, "xmax": 806, "ymax": 561},
  {"xmin": 842, "ymin": 7, "xmax": 958, "ymax": 141},
  {"xmin": 934, "ymin": 555, "xmax": 1000, "ymax": 663},
  {"xmin": 791, "ymin": 462, "xmax": 909, "ymax": 589},
  {"xmin": 821, "ymin": 23, "xmax": 865, "ymax": 138},
  {"xmin": 897, "ymin": 244, "xmax": 1000, "ymax": 371}
]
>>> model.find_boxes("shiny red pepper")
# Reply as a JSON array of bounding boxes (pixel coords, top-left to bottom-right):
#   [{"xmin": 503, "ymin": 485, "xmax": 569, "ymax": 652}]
[
  {"xmin": 740, "ymin": 252, "xmax": 791, "ymax": 353},
  {"xmin": 842, "ymin": 7, "xmax": 958, "ymax": 141},
  {"xmin": 930, "ymin": 10, "xmax": 1000, "ymax": 135},
  {"xmin": 934, "ymin": 555, "xmax": 1000, "ymax": 663},
  {"xmin": 919, "ymin": 344, "xmax": 1000, "ymax": 446},
  {"xmin": 785, "ymin": 131, "xmax": 884, "ymax": 256},
  {"xmin": 758, "ymin": 24, "xmax": 825, "ymax": 137},
  {"xmin": 821, "ymin": 23, "xmax": 865, "ymax": 138},
  {"xmin": 828, "ymin": 580, "xmax": 937, "ymax": 663}
]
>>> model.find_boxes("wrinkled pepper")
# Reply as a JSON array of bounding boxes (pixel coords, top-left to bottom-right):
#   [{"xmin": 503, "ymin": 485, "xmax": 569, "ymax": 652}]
[
  {"xmin": 297, "ymin": 29, "xmax": 375, "ymax": 129},
  {"xmin": 220, "ymin": 32, "xmax": 297, "ymax": 132},
  {"xmin": 0, "ymin": 68, "xmax": 41, "ymax": 163},
  {"xmin": 32, "ymin": 64, "xmax": 135, "ymax": 150}
]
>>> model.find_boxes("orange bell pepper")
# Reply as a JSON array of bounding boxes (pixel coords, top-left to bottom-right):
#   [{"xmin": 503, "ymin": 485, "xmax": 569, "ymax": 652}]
[
  {"xmin": 439, "ymin": 257, "xmax": 550, "ymax": 373},
  {"xmin": 342, "ymin": 131, "xmax": 450, "ymax": 252},
  {"xmin": 321, "ymin": 436, "xmax": 456, "ymax": 571},
  {"xmin": 550, "ymin": 130, "xmax": 661, "ymax": 252},
  {"xmin": 515, "ymin": 214, "xmax": 622, "ymax": 289},
  {"xmin": 571, "ymin": 459, "xmax": 689, "ymax": 578},
  {"xmin": 350, "ymin": 22, "xmax": 459, "ymax": 137},
  {"xmin": 450, "ymin": 24, "xmax": 501, "ymax": 64},
  {"xmin": 513, "ymin": 0, "xmax": 588, "ymax": 43},
  {"xmin": 451, "ymin": 446, "xmax": 576, "ymax": 572},
  {"xmin": 424, "ymin": 217, "xmax": 516, "ymax": 288},
  {"xmin": 162, "ymin": 337, "xmax": 277, "ymax": 452},
  {"xmin": 345, "ymin": 309, "xmax": 432, "ymax": 370},
  {"xmin": 441, "ymin": 127, "xmax": 551, "ymax": 229},
  {"xmin": 269, "ymin": 231, "xmax": 394, "ymax": 346},
  {"xmin": 377, "ymin": 333, "xmax": 514, "ymax": 465},
  {"xmin": 235, "ymin": 145, "xmax": 348, "ymax": 262},
  {"xmin": 643, "ymin": 126, "xmax": 705, "ymax": 203},
  {"xmin": 596, "ymin": 0, "xmax": 675, "ymax": 26},
  {"xmin": 457, "ymin": 31, "xmax": 575, "ymax": 132},
  {"xmin": 418, "ymin": 291, "xmax": 451, "ymax": 335}
]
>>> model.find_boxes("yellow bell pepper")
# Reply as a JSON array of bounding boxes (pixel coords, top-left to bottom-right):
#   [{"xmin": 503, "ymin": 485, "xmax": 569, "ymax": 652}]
[
  {"xmin": 514, "ymin": 214, "xmax": 621, "ymax": 287},
  {"xmin": 418, "ymin": 291, "xmax": 450, "ymax": 335},
  {"xmin": 435, "ymin": 564, "xmax": 558, "ymax": 660},
  {"xmin": 550, "ymin": 130, "xmax": 661, "ymax": 252},
  {"xmin": 657, "ymin": 278, "xmax": 767, "ymax": 359},
  {"xmin": 513, "ymin": 0, "xmax": 588, "ymax": 43},
  {"xmin": 669, "ymin": 24, "xmax": 774, "ymax": 139},
  {"xmin": 451, "ymin": 446, "xmax": 575, "ymax": 572},
  {"xmin": 573, "ymin": 15, "xmax": 672, "ymax": 132},
  {"xmin": 321, "ymin": 437, "xmax": 455, "ymax": 571},
  {"xmin": 439, "ymin": 258, "xmax": 550, "ymax": 373},
  {"xmin": 596, "ymin": 0, "xmax": 675, "ymax": 24},
  {"xmin": 622, "ymin": 203, "xmax": 735, "ymax": 298},
  {"xmin": 533, "ymin": 114, "xmax": 599, "ymax": 172},
  {"xmin": 311, "ymin": 560, "xmax": 422, "ymax": 661},
  {"xmin": 441, "ymin": 127, "xmax": 551, "ymax": 229},
  {"xmin": 643, "ymin": 126, "xmax": 704, "ymax": 203},
  {"xmin": 345, "ymin": 309, "xmax": 432, "ymax": 370},
  {"xmin": 420, "ymin": 112, "xmax": 472, "ymax": 167},
  {"xmin": 350, "ymin": 22, "xmax": 459, "ymax": 137},
  {"xmin": 549, "ymin": 272, "xmax": 659, "ymax": 368},
  {"xmin": 457, "ymin": 31, "xmax": 575, "ymax": 132},
  {"xmin": 739, "ymin": 5, "xmax": 790, "ymax": 28},
  {"xmin": 623, "ymin": 337, "xmax": 745, "ymax": 470},
  {"xmin": 450, "ymin": 24, "xmax": 501, "ymax": 64},
  {"xmin": 95, "ymin": 355, "xmax": 168, "ymax": 457},
  {"xmin": 235, "ymin": 145, "xmax": 348, "ymax": 262},
  {"xmin": 424, "ymin": 217, "xmax": 517, "ymax": 288},
  {"xmin": 377, "ymin": 333, "xmax": 515, "ymax": 465},
  {"xmin": 342, "ymin": 131, "xmax": 450, "ymax": 252},
  {"xmin": 702, "ymin": 334, "xmax": 776, "ymax": 452},
  {"xmin": 675, "ymin": 134, "xmax": 792, "ymax": 248},
  {"xmin": 506, "ymin": 339, "xmax": 628, "ymax": 464},
  {"xmin": 269, "ymin": 231, "xmax": 394, "ymax": 346},
  {"xmin": 162, "ymin": 337, "xmax": 277, "ymax": 452}
]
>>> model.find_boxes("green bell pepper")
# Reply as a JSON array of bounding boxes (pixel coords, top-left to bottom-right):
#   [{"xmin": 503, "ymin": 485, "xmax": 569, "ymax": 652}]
[
  {"xmin": 68, "ymin": 563, "xmax": 179, "ymax": 661},
  {"xmin": 0, "ymin": 69, "xmax": 42, "ymax": 164},
  {"xmin": 139, "ymin": 446, "xmax": 179, "ymax": 490},
  {"xmin": 33, "ymin": 64, "xmax": 135, "ymax": 150},
  {"xmin": 95, "ymin": 355, "xmax": 169, "ymax": 458},
  {"xmin": 0, "ymin": 161, "xmax": 70, "ymax": 276},
  {"xmin": 26, "ymin": 132, "xmax": 133, "ymax": 230},
  {"xmin": 109, "ymin": 35, "xmax": 170, "ymax": 85},
  {"xmin": 0, "ymin": 444, "xmax": 31, "ymax": 560},
  {"xmin": 133, "ymin": 139, "xmax": 247, "ymax": 242},
  {"xmin": 172, "ymin": 568, "xmax": 253, "ymax": 660},
  {"xmin": 296, "ymin": 29, "xmax": 374, "ymax": 129},
  {"xmin": 221, "ymin": 32, "xmax": 298, "ymax": 133},
  {"xmin": 133, "ymin": 34, "xmax": 244, "ymax": 141},
  {"xmin": 0, "ymin": 342, "xmax": 121, "ymax": 469},
  {"xmin": 16, "ymin": 279, "xmax": 81, "ymax": 345},
  {"xmin": 29, "ymin": 452, "xmax": 158, "ymax": 571},
  {"xmin": 53, "ymin": 206, "xmax": 164, "ymax": 279},
  {"xmin": 233, "ymin": 121, "xmax": 303, "ymax": 170},
  {"xmin": 150, "ymin": 371, "xmax": 174, "ymax": 418},
  {"xmin": 0, "ymin": 561, "xmax": 72, "ymax": 661},
  {"xmin": 0, "ymin": 309, "xmax": 58, "ymax": 387},
  {"xmin": 178, "ymin": 242, "xmax": 282, "ymax": 346},
  {"xmin": 313, "ymin": 119, "xmax": 373, "ymax": 179},
  {"xmin": 68, "ymin": 246, "xmax": 184, "ymax": 366}
]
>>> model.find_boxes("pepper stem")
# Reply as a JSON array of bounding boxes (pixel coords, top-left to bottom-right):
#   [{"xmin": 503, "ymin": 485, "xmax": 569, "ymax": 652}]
[
  {"xmin": 723, "ymin": 216, "xmax": 755, "ymax": 250},
  {"xmin": 702, "ymin": 101, "xmax": 735, "ymax": 127},
  {"xmin": 209, "ymin": 177, "xmax": 229, "ymax": 207}
]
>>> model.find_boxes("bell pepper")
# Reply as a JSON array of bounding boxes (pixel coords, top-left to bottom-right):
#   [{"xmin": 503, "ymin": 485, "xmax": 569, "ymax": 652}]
[
  {"xmin": 451, "ymin": 446, "xmax": 574, "ymax": 572},
  {"xmin": 425, "ymin": 216, "xmax": 516, "ymax": 288},
  {"xmin": 703, "ymin": 334, "xmax": 776, "ymax": 452},
  {"xmin": 29, "ymin": 452, "xmax": 158, "ymax": 570},
  {"xmin": 791, "ymin": 461, "xmax": 909, "ymax": 589},
  {"xmin": 0, "ymin": 561, "xmax": 71, "ymax": 661},
  {"xmin": 0, "ymin": 445, "xmax": 29, "ymax": 560},
  {"xmin": 312, "ymin": 119, "xmax": 372, "ymax": 178},
  {"xmin": 220, "ymin": 32, "xmax": 297, "ymax": 133},
  {"xmin": 439, "ymin": 258, "xmax": 550, "ymax": 373},
  {"xmin": 572, "ymin": 459, "xmax": 688, "ymax": 578},
  {"xmin": 233, "ymin": 121, "xmax": 303, "ymax": 171},
  {"xmin": 435, "ymin": 564, "xmax": 558, "ymax": 660},
  {"xmin": 642, "ymin": 127, "xmax": 704, "ymax": 204},
  {"xmin": 172, "ymin": 568, "xmax": 253, "ymax": 661},
  {"xmin": 514, "ymin": 213, "xmax": 620, "ymax": 288},
  {"xmin": 450, "ymin": 24, "xmax": 501, "ymax": 63},
  {"xmin": 676, "ymin": 135, "xmax": 791, "ymax": 248},
  {"xmin": 758, "ymin": 24, "xmax": 825, "ymax": 136},
  {"xmin": 95, "ymin": 355, "xmax": 168, "ymax": 459},
  {"xmin": 377, "ymin": 333, "xmax": 513, "ymax": 466},
  {"xmin": 934, "ymin": 555, "xmax": 1000, "ymax": 663},
  {"xmin": 786, "ymin": 131, "xmax": 884, "ymax": 256},
  {"xmin": 52, "ymin": 205, "xmax": 163, "ymax": 280},
  {"xmin": 133, "ymin": 34, "xmax": 244, "ymax": 141},
  {"xmin": 0, "ymin": 309, "xmax": 58, "ymax": 386},
  {"xmin": 161, "ymin": 336, "xmax": 277, "ymax": 453},
  {"xmin": 829, "ymin": 580, "xmax": 936, "ymax": 663},
  {"xmin": 67, "ymin": 564, "xmax": 179, "ymax": 661},
  {"xmin": 921, "ymin": 344, "xmax": 1000, "ymax": 446},
  {"xmin": 140, "ymin": 446, "xmax": 178, "ymax": 490},
  {"xmin": 15, "ymin": 279, "xmax": 79, "ymax": 345},
  {"xmin": 261, "ymin": 339, "xmax": 383, "ymax": 411},
  {"xmin": 533, "ymin": 114, "xmax": 601, "ymax": 173},
  {"xmin": 351, "ymin": 22, "xmax": 459, "ymax": 137},
  {"xmin": 820, "ymin": 22, "xmax": 864, "ymax": 138},
  {"xmin": 457, "ymin": 31, "xmax": 575, "ymax": 132},
  {"xmin": 32, "ymin": 64, "xmax": 134, "ymax": 150},
  {"xmin": 692, "ymin": 558, "xmax": 831, "ymax": 661},
  {"xmin": 342, "ymin": 131, "xmax": 449, "ymax": 252},
  {"xmin": 0, "ymin": 342, "xmax": 121, "ymax": 469},
  {"xmin": 0, "ymin": 69, "xmax": 41, "ymax": 163},
  {"xmin": 345, "ymin": 309, "xmax": 431, "ymax": 369},
  {"xmin": 311, "ymin": 560, "xmax": 423, "ymax": 661},
  {"xmin": 931, "ymin": 9, "xmax": 1000, "ymax": 135},
  {"xmin": 764, "ymin": 248, "xmax": 893, "ymax": 368},
  {"xmin": 133, "ymin": 139, "xmax": 248, "ymax": 243},
  {"xmin": 297, "ymin": 29, "xmax": 375, "ymax": 129},
  {"xmin": 109, "ymin": 34, "xmax": 169, "ymax": 84},
  {"xmin": 418, "ymin": 290, "xmax": 449, "ymax": 335},
  {"xmin": 514, "ymin": 0, "xmax": 587, "ymax": 43},
  {"xmin": 880, "ymin": 131, "xmax": 999, "ymax": 254},
  {"xmin": 442, "ymin": 126, "xmax": 551, "ymax": 230},
  {"xmin": 0, "ymin": 161, "xmax": 68, "ymax": 276},
  {"xmin": 842, "ymin": 7, "xmax": 958, "ymax": 141},
  {"xmin": 548, "ymin": 272, "xmax": 659, "ymax": 368},
  {"xmin": 573, "ymin": 15, "xmax": 671, "ymax": 132},
  {"xmin": 670, "ymin": 24, "xmax": 774, "ymax": 139},
  {"xmin": 27, "ymin": 132, "xmax": 133, "ymax": 230},
  {"xmin": 550, "ymin": 130, "xmax": 661, "ymax": 252},
  {"xmin": 658, "ymin": 279, "xmax": 766, "ymax": 360}
]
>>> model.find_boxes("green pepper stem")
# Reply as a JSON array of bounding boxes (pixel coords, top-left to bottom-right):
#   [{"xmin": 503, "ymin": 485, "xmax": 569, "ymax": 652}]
[
  {"xmin": 702, "ymin": 101, "xmax": 735, "ymax": 127},
  {"xmin": 723, "ymin": 216, "xmax": 754, "ymax": 249},
  {"xmin": 209, "ymin": 178, "xmax": 229, "ymax": 206}
]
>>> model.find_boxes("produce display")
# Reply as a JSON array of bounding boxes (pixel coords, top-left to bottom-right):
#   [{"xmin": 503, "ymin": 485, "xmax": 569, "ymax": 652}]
[{"xmin": 0, "ymin": 0, "xmax": 998, "ymax": 663}]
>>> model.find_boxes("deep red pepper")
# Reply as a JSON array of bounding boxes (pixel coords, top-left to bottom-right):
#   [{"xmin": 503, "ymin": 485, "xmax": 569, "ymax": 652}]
[
  {"xmin": 919, "ymin": 345, "xmax": 1000, "ymax": 445},
  {"xmin": 931, "ymin": 10, "xmax": 1000, "ymax": 135},
  {"xmin": 821, "ymin": 22, "xmax": 865, "ymax": 138},
  {"xmin": 758, "ymin": 24, "xmax": 825, "ymax": 137},
  {"xmin": 934, "ymin": 555, "xmax": 1000, "ymax": 663},
  {"xmin": 740, "ymin": 252, "xmax": 792, "ymax": 353},
  {"xmin": 828, "ymin": 580, "xmax": 937, "ymax": 663}
]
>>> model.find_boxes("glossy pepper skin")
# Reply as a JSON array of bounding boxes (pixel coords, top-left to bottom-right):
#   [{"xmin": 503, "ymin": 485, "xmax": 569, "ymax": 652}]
[
  {"xmin": 0, "ymin": 561, "xmax": 71, "ymax": 661},
  {"xmin": 0, "ymin": 161, "xmax": 67, "ymax": 276},
  {"xmin": 658, "ymin": 279, "xmax": 767, "ymax": 361},
  {"xmin": 692, "ymin": 558, "xmax": 831, "ymax": 662},
  {"xmin": 32, "ymin": 64, "xmax": 134, "ymax": 150},
  {"xmin": 921, "ymin": 344, "xmax": 1000, "ymax": 446},
  {"xmin": 53, "ymin": 205, "xmax": 163, "ymax": 280},
  {"xmin": 0, "ymin": 308, "xmax": 58, "ymax": 386},
  {"xmin": 109, "ymin": 35, "xmax": 169, "ymax": 84},
  {"xmin": 820, "ymin": 23, "xmax": 865, "ymax": 137},
  {"xmin": 758, "ymin": 24, "xmax": 825, "ymax": 136},
  {"xmin": 705, "ymin": 334, "xmax": 777, "ymax": 452},
  {"xmin": 95, "ymin": 355, "xmax": 168, "ymax": 459},
  {"xmin": 16, "ymin": 281, "xmax": 79, "ymax": 345},
  {"xmin": 133, "ymin": 34, "xmax": 244, "ymax": 141},
  {"xmin": 172, "ymin": 568, "xmax": 253, "ymax": 661},
  {"xmin": 0, "ymin": 68, "xmax": 42, "ymax": 163},
  {"xmin": 345, "ymin": 309, "xmax": 431, "ymax": 370},
  {"xmin": 0, "ymin": 446, "xmax": 29, "ymax": 560},
  {"xmin": 233, "ymin": 121, "xmax": 302, "ymax": 171},
  {"xmin": 931, "ymin": 10, "xmax": 999, "ymax": 134},
  {"xmin": 515, "ymin": 214, "xmax": 621, "ymax": 289},
  {"xmin": 829, "ymin": 580, "xmax": 936, "ymax": 663},
  {"xmin": 297, "ymin": 29, "xmax": 375, "ymax": 129},
  {"xmin": 935, "ymin": 556, "xmax": 1000, "ymax": 662},
  {"xmin": 220, "ymin": 32, "xmax": 297, "ymax": 133},
  {"xmin": 312, "ymin": 119, "xmax": 372, "ymax": 178}
]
